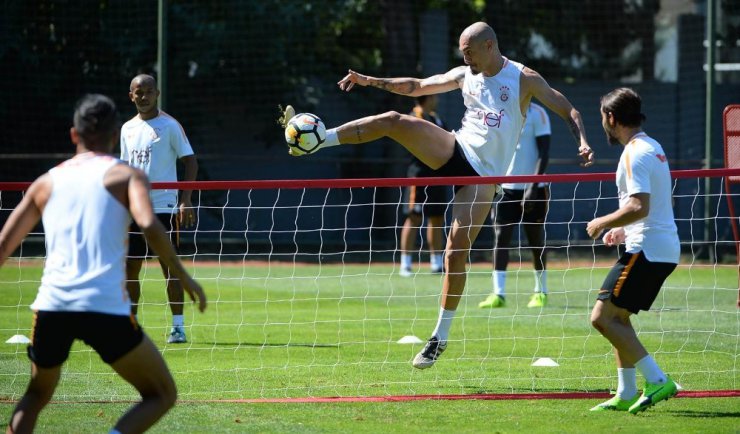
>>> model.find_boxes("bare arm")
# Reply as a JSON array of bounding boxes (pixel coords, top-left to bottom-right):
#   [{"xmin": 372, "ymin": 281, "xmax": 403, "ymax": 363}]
[
  {"xmin": 522, "ymin": 68, "xmax": 594, "ymax": 167},
  {"xmin": 0, "ymin": 176, "xmax": 50, "ymax": 267},
  {"xmin": 586, "ymin": 194, "xmax": 650, "ymax": 240},
  {"xmin": 128, "ymin": 170, "xmax": 207, "ymax": 312},
  {"xmin": 337, "ymin": 66, "xmax": 466, "ymax": 97}
]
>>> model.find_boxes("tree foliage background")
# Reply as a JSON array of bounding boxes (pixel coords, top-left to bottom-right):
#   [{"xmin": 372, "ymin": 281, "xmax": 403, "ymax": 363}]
[{"xmin": 0, "ymin": 0, "xmax": 691, "ymax": 181}]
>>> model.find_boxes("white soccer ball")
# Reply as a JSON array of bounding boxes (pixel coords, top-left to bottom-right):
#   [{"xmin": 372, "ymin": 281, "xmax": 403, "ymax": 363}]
[{"xmin": 284, "ymin": 113, "xmax": 326, "ymax": 156}]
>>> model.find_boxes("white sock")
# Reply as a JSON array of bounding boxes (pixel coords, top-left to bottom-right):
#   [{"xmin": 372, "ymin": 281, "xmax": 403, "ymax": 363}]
[
  {"xmin": 172, "ymin": 314, "xmax": 184, "ymax": 327},
  {"xmin": 401, "ymin": 253, "xmax": 412, "ymax": 270},
  {"xmin": 431, "ymin": 308, "xmax": 456, "ymax": 342},
  {"xmin": 320, "ymin": 128, "xmax": 340, "ymax": 148},
  {"xmin": 635, "ymin": 355, "xmax": 667, "ymax": 385},
  {"xmin": 110, "ymin": 430, "xmax": 122, "ymax": 434},
  {"xmin": 430, "ymin": 253, "xmax": 443, "ymax": 270},
  {"xmin": 493, "ymin": 270, "xmax": 506, "ymax": 297},
  {"xmin": 534, "ymin": 270, "xmax": 548, "ymax": 294},
  {"xmin": 616, "ymin": 367, "xmax": 638, "ymax": 399}
]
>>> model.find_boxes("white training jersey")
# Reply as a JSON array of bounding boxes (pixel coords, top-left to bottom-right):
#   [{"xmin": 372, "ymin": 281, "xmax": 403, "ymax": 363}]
[
  {"xmin": 33, "ymin": 154, "xmax": 132, "ymax": 316},
  {"xmin": 616, "ymin": 133, "xmax": 680, "ymax": 264},
  {"xmin": 453, "ymin": 58, "xmax": 527, "ymax": 177},
  {"xmin": 120, "ymin": 111, "xmax": 194, "ymax": 213},
  {"xmin": 502, "ymin": 103, "xmax": 551, "ymax": 190}
]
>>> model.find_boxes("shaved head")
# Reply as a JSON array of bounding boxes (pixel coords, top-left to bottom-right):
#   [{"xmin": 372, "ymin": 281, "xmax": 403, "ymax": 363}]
[
  {"xmin": 461, "ymin": 22, "xmax": 496, "ymax": 45},
  {"xmin": 130, "ymin": 74, "xmax": 157, "ymax": 91}
]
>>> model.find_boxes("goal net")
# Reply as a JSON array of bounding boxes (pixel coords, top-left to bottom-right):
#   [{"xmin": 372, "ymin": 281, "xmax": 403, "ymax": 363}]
[{"xmin": 1, "ymin": 169, "xmax": 738, "ymax": 401}]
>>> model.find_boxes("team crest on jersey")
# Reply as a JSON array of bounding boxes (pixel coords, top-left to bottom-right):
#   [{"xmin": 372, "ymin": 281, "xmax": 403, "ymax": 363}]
[{"xmin": 499, "ymin": 86, "xmax": 510, "ymax": 102}]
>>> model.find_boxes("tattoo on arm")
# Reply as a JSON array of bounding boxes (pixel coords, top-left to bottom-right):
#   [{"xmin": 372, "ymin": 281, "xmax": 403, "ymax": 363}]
[
  {"xmin": 355, "ymin": 125, "xmax": 362, "ymax": 142},
  {"xmin": 369, "ymin": 79, "xmax": 420, "ymax": 95}
]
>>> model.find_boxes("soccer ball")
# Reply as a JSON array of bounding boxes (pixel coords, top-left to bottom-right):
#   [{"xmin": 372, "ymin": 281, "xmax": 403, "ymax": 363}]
[{"xmin": 284, "ymin": 113, "xmax": 326, "ymax": 156}]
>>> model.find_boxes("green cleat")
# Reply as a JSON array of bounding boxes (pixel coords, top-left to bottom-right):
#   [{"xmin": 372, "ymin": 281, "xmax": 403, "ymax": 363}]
[
  {"xmin": 590, "ymin": 394, "xmax": 639, "ymax": 412},
  {"xmin": 628, "ymin": 376, "xmax": 678, "ymax": 414},
  {"xmin": 527, "ymin": 292, "xmax": 548, "ymax": 308},
  {"xmin": 478, "ymin": 294, "xmax": 506, "ymax": 308}
]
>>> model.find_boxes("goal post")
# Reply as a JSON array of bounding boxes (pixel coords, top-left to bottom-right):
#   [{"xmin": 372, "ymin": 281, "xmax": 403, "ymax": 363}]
[
  {"xmin": 723, "ymin": 105, "xmax": 740, "ymax": 308},
  {"xmin": 1, "ymin": 168, "xmax": 739, "ymax": 401}
]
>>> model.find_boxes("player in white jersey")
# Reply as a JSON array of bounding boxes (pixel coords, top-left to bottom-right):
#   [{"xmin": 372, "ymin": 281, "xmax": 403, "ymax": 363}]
[
  {"xmin": 586, "ymin": 88, "xmax": 679, "ymax": 414},
  {"xmin": 0, "ymin": 94, "xmax": 206, "ymax": 433},
  {"xmin": 121, "ymin": 74, "xmax": 198, "ymax": 344},
  {"xmin": 479, "ymin": 103, "xmax": 552, "ymax": 309},
  {"xmin": 280, "ymin": 22, "xmax": 595, "ymax": 369}
]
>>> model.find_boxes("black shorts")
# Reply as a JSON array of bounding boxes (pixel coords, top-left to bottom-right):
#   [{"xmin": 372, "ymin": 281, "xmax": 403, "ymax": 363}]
[
  {"xmin": 403, "ymin": 159, "xmax": 449, "ymax": 217},
  {"xmin": 435, "ymin": 141, "xmax": 480, "ymax": 192},
  {"xmin": 27, "ymin": 311, "xmax": 144, "ymax": 368},
  {"xmin": 493, "ymin": 186, "xmax": 549, "ymax": 225},
  {"xmin": 597, "ymin": 251, "xmax": 677, "ymax": 314},
  {"xmin": 128, "ymin": 213, "xmax": 178, "ymax": 260}
]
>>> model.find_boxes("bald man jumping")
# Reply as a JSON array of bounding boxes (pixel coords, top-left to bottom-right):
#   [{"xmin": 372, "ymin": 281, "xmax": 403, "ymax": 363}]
[{"xmin": 280, "ymin": 22, "xmax": 595, "ymax": 369}]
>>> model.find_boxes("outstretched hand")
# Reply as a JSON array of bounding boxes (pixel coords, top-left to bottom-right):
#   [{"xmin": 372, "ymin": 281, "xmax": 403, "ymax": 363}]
[
  {"xmin": 578, "ymin": 145, "xmax": 595, "ymax": 167},
  {"xmin": 337, "ymin": 70, "xmax": 368, "ymax": 92}
]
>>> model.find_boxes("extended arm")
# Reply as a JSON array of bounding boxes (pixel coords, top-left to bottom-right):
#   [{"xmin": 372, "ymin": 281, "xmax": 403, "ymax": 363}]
[
  {"xmin": 0, "ymin": 176, "xmax": 49, "ymax": 267},
  {"xmin": 128, "ymin": 170, "xmax": 207, "ymax": 312},
  {"xmin": 586, "ymin": 193, "xmax": 650, "ymax": 240},
  {"xmin": 523, "ymin": 69, "xmax": 594, "ymax": 167},
  {"xmin": 337, "ymin": 66, "xmax": 466, "ymax": 97}
]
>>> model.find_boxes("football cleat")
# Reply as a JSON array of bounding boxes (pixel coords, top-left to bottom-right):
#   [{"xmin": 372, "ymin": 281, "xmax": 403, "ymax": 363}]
[
  {"xmin": 412, "ymin": 336, "xmax": 447, "ymax": 369},
  {"xmin": 527, "ymin": 292, "xmax": 548, "ymax": 308},
  {"xmin": 590, "ymin": 394, "xmax": 639, "ymax": 412},
  {"xmin": 628, "ymin": 376, "xmax": 678, "ymax": 414},
  {"xmin": 167, "ymin": 326, "xmax": 187, "ymax": 344},
  {"xmin": 478, "ymin": 294, "xmax": 506, "ymax": 308}
]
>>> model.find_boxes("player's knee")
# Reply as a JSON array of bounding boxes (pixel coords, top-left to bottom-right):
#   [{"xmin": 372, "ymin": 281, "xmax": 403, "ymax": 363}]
[
  {"xmin": 445, "ymin": 247, "xmax": 469, "ymax": 267},
  {"xmin": 378, "ymin": 111, "xmax": 403, "ymax": 128},
  {"xmin": 590, "ymin": 312, "xmax": 608, "ymax": 333}
]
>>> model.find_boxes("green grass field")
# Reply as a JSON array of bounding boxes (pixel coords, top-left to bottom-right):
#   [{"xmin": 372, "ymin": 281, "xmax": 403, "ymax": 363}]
[{"xmin": 1, "ymin": 260, "xmax": 738, "ymax": 433}]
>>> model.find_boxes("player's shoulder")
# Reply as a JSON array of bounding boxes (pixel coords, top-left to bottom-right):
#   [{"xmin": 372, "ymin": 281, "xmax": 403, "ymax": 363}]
[
  {"xmin": 158, "ymin": 111, "xmax": 189, "ymax": 133},
  {"xmin": 628, "ymin": 134, "xmax": 666, "ymax": 163},
  {"xmin": 158, "ymin": 110, "xmax": 182, "ymax": 125},
  {"xmin": 106, "ymin": 161, "xmax": 149, "ymax": 184},
  {"xmin": 121, "ymin": 115, "xmax": 143, "ymax": 129}
]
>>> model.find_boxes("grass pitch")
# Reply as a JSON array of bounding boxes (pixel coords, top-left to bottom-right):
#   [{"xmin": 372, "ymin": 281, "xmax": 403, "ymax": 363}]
[{"xmin": 1, "ymin": 260, "xmax": 738, "ymax": 432}]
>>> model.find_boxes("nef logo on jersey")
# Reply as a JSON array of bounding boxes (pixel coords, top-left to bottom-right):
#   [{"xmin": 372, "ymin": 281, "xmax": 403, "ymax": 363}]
[
  {"xmin": 499, "ymin": 86, "xmax": 510, "ymax": 102},
  {"xmin": 483, "ymin": 109, "xmax": 505, "ymax": 128},
  {"xmin": 656, "ymin": 154, "xmax": 667, "ymax": 162}
]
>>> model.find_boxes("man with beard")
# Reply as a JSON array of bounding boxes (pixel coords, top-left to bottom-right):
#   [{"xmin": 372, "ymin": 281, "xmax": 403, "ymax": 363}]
[{"xmin": 587, "ymin": 87, "xmax": 679, "ymax": 414}]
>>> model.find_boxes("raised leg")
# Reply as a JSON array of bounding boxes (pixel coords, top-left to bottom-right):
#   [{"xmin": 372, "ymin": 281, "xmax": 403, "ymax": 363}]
[{"xmin": 334, "ymin": 111, "xmax": 456, "ymax": 169}]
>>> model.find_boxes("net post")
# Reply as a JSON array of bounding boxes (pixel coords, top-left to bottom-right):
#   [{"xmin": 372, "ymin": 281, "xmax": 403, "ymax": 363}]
[
  {"xmin": 723, "ymin": 104, "xmax": 740, "ymax": 307},
  {"xmin": 157, "ymin": 0, "xmax": 168, "ymax": 111}
]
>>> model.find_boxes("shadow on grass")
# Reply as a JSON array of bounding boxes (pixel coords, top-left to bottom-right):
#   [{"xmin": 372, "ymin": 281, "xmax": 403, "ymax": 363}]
[
  {"xmin": 199, "ymin": 341, "xmax": 339, "ymax": 348},
  {"xmin": 665, "ymin": 410, "xmax": 740, "ymax": 418}
]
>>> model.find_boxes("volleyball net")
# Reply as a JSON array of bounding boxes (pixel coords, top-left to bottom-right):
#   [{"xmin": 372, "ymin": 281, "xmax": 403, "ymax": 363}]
[{"xmin": 0, "ymin": 168, "xmax": 738, "ymax": 401}]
